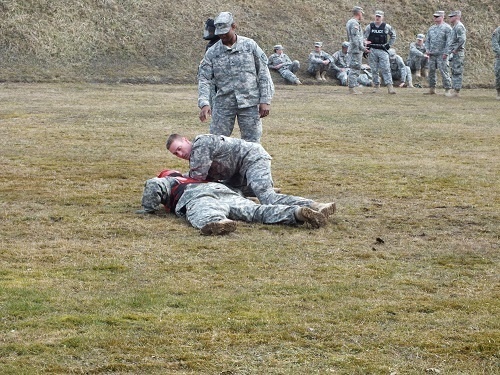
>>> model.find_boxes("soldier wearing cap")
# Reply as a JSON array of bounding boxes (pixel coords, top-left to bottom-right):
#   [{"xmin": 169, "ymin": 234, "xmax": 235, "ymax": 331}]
[
  {"xmin": 307, "ymin": 42, "xmax": 333, "ymax": 81},
  {"xmin": 407, "ymin": 34, "xmax": 428, "ymax": 78},
  {"xmin": 364, "ymin": 10, "xmax": 397, "ymax": 94},
  {"xmin": 330, "ymin": 41, "xmax": 351, "ymax": 85},
  {"xmin": 492, "ymin": 26, "xmax": 500, "ymax": 100},
  {"xmin": 198, "ymin": 12, "xmax": 275, "ymax": 143},
  {"xmin": 445, "ymin": 11, "xmax": 467, "ymax": 98},
  {"xmin": 346, "ymin": 6, "xmax": 369, "ymax": 94},
  {"xmin": 423, "ymin": 10, "xmax": 452, "ymax": 95},
  {"xmin": 388, "ymin": 48, "xmax": 414, "ymax": 88},
  {"xmin": 268, "ymin": 44, "xmax": 302, "ymax": 85}
]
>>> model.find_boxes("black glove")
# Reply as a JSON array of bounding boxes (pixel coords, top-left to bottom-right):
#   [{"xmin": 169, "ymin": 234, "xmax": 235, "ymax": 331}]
[{"xmin": 384, "ymin": 44, "xmax": 390, "ymax": 51}]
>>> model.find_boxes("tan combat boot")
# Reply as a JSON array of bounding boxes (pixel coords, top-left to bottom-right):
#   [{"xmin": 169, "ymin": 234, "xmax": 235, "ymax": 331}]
[
  {"xmin": 200, "ymin": 219, "xmax": 237, "ymax": 236},
  {"xmin": 387, "ymin": 84, "xmax": 397, "ymax": 94},
  {"xmin": 372, "ymin": 84, "xmax": 380, "ymax": 93},
  {"xmin": 407, "ymin": 81, "xmax": 414, "ymax": 88},
  {"xmin": 309, "ymin": 202, "xmax": 336, "ymax": 219},
  {"xmin": 422, "ymin": 68, "xmax": 429, "ymax": 78},
  {"xmin": 315, "ymin": 71, "xmax": 322, "ymax": 81},
  {"xmin": 415, "ymin": 70, "xmax": 421, "ymax": 78},
  {"xmin": 320, "ymin": 71, "xmax": 327, "ymax": 81},
  {"xmin": 424, "ymin": 87, "xmax": 436, "ymax": 95},
  {"xmin": 295, "ymin": 207, "xmax": 327, "ymax": 229},
  {"xmin": 348, "ymin": 87, "xmax": 363, "ymax": 95},
  {"xmin": 446, "ymin": 89, "xmax": 460, "ymax": 98}
]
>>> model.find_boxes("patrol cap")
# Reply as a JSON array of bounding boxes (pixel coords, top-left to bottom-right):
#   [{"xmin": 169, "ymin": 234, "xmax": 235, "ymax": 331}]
[
  {"xmin": 314, "ymin": 42, "xmax": 323, "ymax": 47},
  {"xmin": 342, "ymin": 41, "xmax": 350, "ymax": 48},
  {"xmin": 448, "ymin": 10, "xmax": 461, "ymax": 17},
  {"xmin": 416, "ymin": 33, "xmax": 425, "ymax": 40},
  {"xmin": 433, "ymin": 10, "xmax": 445, "ymax": 17},
  {"xmin": 214, "ymin": 12, "xmax": 234, "ymax": 35},
  {"xmin": 273, "ymin": 44, "xmax": 284, "ymax": 50},
  {"xmin": 388, "ymin": 48, "xmax": 396, "ymax": 57},
  {"xmin": 375, "ymin": 10, "xmax": 384, "ymax": 16},
  {"xmin": 352, "ymin": 6, "xmax": 364, "ymax": 14}
]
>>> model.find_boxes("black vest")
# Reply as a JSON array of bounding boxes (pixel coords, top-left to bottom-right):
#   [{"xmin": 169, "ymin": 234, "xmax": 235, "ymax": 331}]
[{"xmin": 368, "ymin": 22, "xmax": 387, "ymax": 45}]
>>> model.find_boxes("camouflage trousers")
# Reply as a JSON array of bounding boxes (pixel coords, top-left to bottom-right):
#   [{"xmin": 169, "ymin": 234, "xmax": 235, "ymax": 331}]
[
  {"xmin": 335, "ymin": 69, "xmax": 372, "ymax": 87},
  {"xmin": 184, "ymin": 183, "xmax": 299, "ymax": 229},
  {"xmin": 277, "ymin": 61, "xmax": 300, "ymax": 84},
  {"xmin": 427, "ymin": 55, "xmax": 451, "ymax": 89},
  {"xmin": 368, "ymin": 48, "xmax": 393, "ymax": 86},
  {"xmin": 347, "ymin": 52, "xmax": 362, "ymax": 88},
  {"xmin": 391, "ymin": 66, "xmax": 413, "ymax": 85},
  {"xmin": 495, "ymin": 57, "xmax": 500, "ymax": 90},
  {"xmin": 307, "ymin": 62, "xmax": 330, "ymax": 75},
  {"xmin": 449, "ymin": 51, "xmax": 465, "ymax": 90},
  {"xmin": 211, "ymin": 97, "xmax": 262, "ymax": 143},
  {"xmin": 408, "ymin": 56, "xmax": 428, "ymax": 72}
]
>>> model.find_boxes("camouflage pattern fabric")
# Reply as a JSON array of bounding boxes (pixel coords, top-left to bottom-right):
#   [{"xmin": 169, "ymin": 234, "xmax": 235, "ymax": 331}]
[
  {"xmin": 330, "ymin": 49, "xmax": 350, "ymax": 85},
  {"xmin": 198, "ymin": 35, "xmax": 274, "ymax": 142},
  {"xmin": 447, "ymin": 21, "xmax": 467, "ymax": 90},
  {"xmin": 425, "ymin": 23, "xmax": 452, "ymax": 88},
  {"xmin": 346, "ymin": 18, "xmax": 364, "ymax": 88},
  {"xmin": 493, "ymin": 27, "xmax": 500, "ymax": 90},
  {"xmin": 364, "ymin": 23, "xmax": 396, "ymax": 86},
  {"xmin": 390, "ymin": 54, "xmax": 412, "ymax": 85},
  {"xmin": 268, "ymin": 52, "xmax": 300, "ymax": 84},
  {"xmin": 188, "ymin": 134, "xmax": 314, "ymax": 207},
  {"xmin": 307, "ymin": 50, "xmax": 333, "ymax": 74},
  {"xmin": 407, "ymin": 42, "xmax": 428, "ymax": 72},
  {"xmin": 141, "ymin": 177, "xmax": 300, "ymax": 229}
]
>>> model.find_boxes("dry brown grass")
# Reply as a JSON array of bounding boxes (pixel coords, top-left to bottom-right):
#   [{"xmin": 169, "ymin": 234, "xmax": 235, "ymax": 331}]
[
  {"xmin": 0, "ymin": 83, "xmax": 499, "ymax": 374},
  {"xmin": 0, "ymin": 0, "xmax": 498, "ymax": 86}
]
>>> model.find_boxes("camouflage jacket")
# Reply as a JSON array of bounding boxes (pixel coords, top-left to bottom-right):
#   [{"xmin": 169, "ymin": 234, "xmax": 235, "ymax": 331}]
[
  {"xmin": 447, "ymin": 21, "xmax": 466, "ymax": 54},
  {"xmin": 188, "ymin": 134, "xmax": 271, "ymax": 182},
  {"xmin": 408, "ymin": 42, "xmax": 427, "ymax": 61},
  {"xmin": 346, "ymin": 18, "xmax": 364, "ymax": 53},
  {"xmin": 493, "ymin": 27, "xmax": 500, "ymax": 58},
  {"xmin": 331, "ymin": 49, "xmax": 350, "ymax": 72},
  {"xmin": 198, "ymin": 35, "xmax": 274, "ymax": 109},
  {"xmin": 425, "ymin": 23, "xmax": 452, "ymax": 55},
  {"xmin": 268, "ymin": 52, "xmax": 293, "ymax": 71}
]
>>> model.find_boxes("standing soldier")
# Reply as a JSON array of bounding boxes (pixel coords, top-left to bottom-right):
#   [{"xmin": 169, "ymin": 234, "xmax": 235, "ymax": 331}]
[
  {"xmin": 445, "ymin": 11, "xmax": 467, "ymax": 98},
  {"xmin": 307, "ymin": 42, "xmax": 333, "ymax": 81},
  {"xmin": 493, "ymin": 26, "xmax": 500, "ymax": 100},
  {"xmin": 364, "ymin": 10, "xmax": 397, "ymax": 94},
  {"xmin": 198, "ymin": 12, "xmax": 274, "ymax": 143},
  {"xmin": 268, "ymin": 44, "xmax": 302, "ymax": 85},
  {"xmin": 407, "ymin": 34, "xmax": 428, "ymax": 78},
  {"xmin": 346, "ymin": 6, "xmax": 368, "ymax": 95},
  {"xmin": 424, "ymin": 10, "xmax": 452, "ymax": 95}
]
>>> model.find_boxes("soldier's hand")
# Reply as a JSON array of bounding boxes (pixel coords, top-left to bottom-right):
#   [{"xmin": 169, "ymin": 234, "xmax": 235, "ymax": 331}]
[
  {"xmin": 259, "ymin": 103, "xmax": 270, "ymax": 118},
  {"xmin": 199, "ymin": 106, "xmax": 212, "ymax": 122}
]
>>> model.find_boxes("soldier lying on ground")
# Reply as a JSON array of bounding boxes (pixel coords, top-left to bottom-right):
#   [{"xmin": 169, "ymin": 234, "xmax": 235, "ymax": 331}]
[
  {"xmin": 136, "ymin": 169, "xmax": 330, "ymax": 235},
  {"xmin": 166, "ymin": 133, "xmax": 336, "ymax": 218}
]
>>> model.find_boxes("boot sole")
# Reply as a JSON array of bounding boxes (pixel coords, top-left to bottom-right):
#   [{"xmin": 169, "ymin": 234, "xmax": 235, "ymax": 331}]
[
  {"xmin": 300, "ymin": 207, "xmax": 327, "ymax": 228},
  {"xmin": 200, "ymin": 220, "xmax": 237, "ymax": 236},
  {"xmin": 319, "ymin": 202, "xmax": 336, "ymax": 219}
]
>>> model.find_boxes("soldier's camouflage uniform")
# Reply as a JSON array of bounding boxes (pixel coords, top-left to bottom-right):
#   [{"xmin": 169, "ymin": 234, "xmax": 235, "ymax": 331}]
[
  {"xmin": 346, "ymin": 18, "xmax": 364, "ymax": 88},
  {"xmin": 330, "ymin": 50, "xmax": 372, "ymax": 86},
  {"xmin": 446, "ymin": 20, "xmax": 467, "ymax": 90},
  {"xmin": 198, "ymin": 35, "xmax": 274, "ymax": 143},
  {"xmin": 407, "ymin": 41, "xmax": 428, "ymax": 73},
  {"xmin": 307, "ymin": 49, "xmax": 333, "ymax": 75},
  {"xmin": 364, "ymin": 23, "xmax": 396, "ymax": 86},
  {"xmin": 493, "ymin": 27, "xmax": 500, "ymax": 92},
  {"xmin": 425, "ymin": 22, "xmax": 452, "ymax": 89},
  {"xmin": 389, "ymin": 53, "xmax": 413, "ymax": 86},
  {"xmin": 188, "ymin": 134, "xmax": 314, "ymax": 207},
  {"xmin": 268, "ymin": 52, "xmax": 300, "ymax": 84},
  {"xmin": 141, "ymin": 177, "xmax": 301, "ymax": 230}
]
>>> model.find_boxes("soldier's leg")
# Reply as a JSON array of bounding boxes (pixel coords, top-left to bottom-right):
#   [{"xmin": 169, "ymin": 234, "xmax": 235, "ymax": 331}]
[
  {"xmin": 280, "ymin": 69, "xmax": 299, "ymax": 84},
  {"xmin": 437, "ymin": 57, "xmax": 451, "ymax": 89},
  {"xmin": 290, "ymin": 60, "xmax": 300, "ymax": 73},
  {"xmin": 224, "ymin": 193, "xmax": 298, "ymax": 224},
  {"xmin": 369, "ymin": 51, "xmax": 381, "ymax": 86},
  {"xmin": 211, "ymin": 103, "xmax": 237, "ymax": 137},
  {"xmin": 428, "ymin": 56, "xmax": 437, "ymax": 87},
  {"xmin": 348, "ymin": 53, "xmax": 362, "ymax": 88},
  {"xmin": 184, "ymin": 194, "xmax": 236, "ymax": 237},
  {"xmin": 450, "ymin": 53, "xmax": 464, "ymax": 90},
  {"xmin": 495, "ymin": 58, "xmax": 500, "ymax": 98},
  {"xmin": 404, "ymin": 66, "xmax": 413, "ymax": 86},
  {"xmin": 378, "ymin": 51, "xmax": 393, "ymax": 85},
  {"xmin": 236, "ymin": 106, "xmax": 262, "ymax": 143}
]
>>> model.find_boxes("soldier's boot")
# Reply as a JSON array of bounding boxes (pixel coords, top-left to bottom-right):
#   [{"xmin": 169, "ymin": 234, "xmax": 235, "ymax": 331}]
[
  {"xmin": 407, "ymin": 81, "xmax": 414, "ymax": 88},
  {"xmin": 415, "ymin": 70, "xmax": 421, "ymax": 78},
  {"xmin": 315, "ymin": 71, "xmax": 322, "ymax": 81},
  {"xmin": 320, "ymin": 71, "xmax": 327, "ymax": 81},
  {"xmin": 423, "ymin": 87, "xmax": 436, "ymax": 95},
  {"xmin": 496, "ymin": 89, "xmax": 500, "ymax": 100},
  {"xmin": 444, "ymin": 88, "xmax": 452, "ymax": 96},
  {"xmin": 446, "ymin": 89, "xmax": 460, "ymax": 98},
  {"xmin": 348, "ymin": 87, "xmax": 363, "ymax": 95},
  {"xmin": 372, "ymin": 84, "xmax": 380, "ymax": 93},
  {"xmin": 295, "ymin": 79, "xmax": 302, "ymax": 85},
  {"xmin": 200, "ymin": 219, "xmax": 237, "ymax": 236},
  {"xmin": 422, "ymin": 68, "xmax": 429, "ymax": 78},
  {"xmin": 309, "ymin": 202, "xmax": 336, "ymax": 219},
  {"xmin": 387, "ymin": 84, "xmax": 397, "ymax": 94},
  {"xmin": 295, "ymin": 207, "xmax": 327, "ymax": 229}
]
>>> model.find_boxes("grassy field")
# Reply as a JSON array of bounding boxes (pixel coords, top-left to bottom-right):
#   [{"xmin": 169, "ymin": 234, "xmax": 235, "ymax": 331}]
[{"xmin": 0, "ymin": 83, "xmax": 499, "ymax": 374}]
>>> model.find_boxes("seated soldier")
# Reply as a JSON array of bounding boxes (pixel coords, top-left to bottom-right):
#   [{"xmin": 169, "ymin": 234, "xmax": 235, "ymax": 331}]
[
  {"xmin": 268, "ymin": 44, "xmax": 301, "ymax": 85},
  {"xmin": 137, "ymin": 169, "xmax": 329, "ymax": 235},
  {"xmin": 307, "ymin": 42, "xmax": 333, "ymax": 81},
  {"xmin": 389, "ymin": 48, "xmax": 414, "ymax": 88}
]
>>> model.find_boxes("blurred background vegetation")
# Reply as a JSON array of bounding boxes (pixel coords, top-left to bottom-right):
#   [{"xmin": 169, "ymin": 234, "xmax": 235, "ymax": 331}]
[{"xmin": 0, "ymin": 0, "xmax": 498, "ymax": 86}]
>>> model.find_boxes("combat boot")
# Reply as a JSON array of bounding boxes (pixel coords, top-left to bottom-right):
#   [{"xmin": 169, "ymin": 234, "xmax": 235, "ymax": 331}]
[
  {"xmin": 422, "ymin": 68, "xmax": 429, "ymax": 78},
  {"xmin": 387, "ymin": 84, "xmax": 397, "ymax": 94},
  {"xmin": 200, "ymin": 219, "xmax": 237, "ymax": 236},
  {"xmin": 294, "ymin": 207, "xmax": 327, "ymax": 229},
  {"xmin": 446, "ymin": 89, "xmax": 460, "ymax": 98},
  {"xmin": 415, "ymin": 70, "xmax": 421, "ymax": 78},
  {"xmin": 309, "ymin": 202, "xmax": 336, "ymax": 219},
  {"xmin": 295, "ymin": 79, "xmax": 302, "ymax": 85},
  {"xmin": 372, "ymin": 84, "xmax": 380, "ymax": 93},
  {"xmin": 423, "ymin": 87, "xmax": 436, "ymax": 95},
  {"xmin": 444, "ymin": 88, "xmax": 452, "ymax": 96},
  {"xmin": 320, "ymin": 71, "xmax": 327, "ymax": 81},
  {"xmin": 407, "ymin": 82, "xmax": 414, "ymax": 88},
  {"xmin": 348, "ymin": 87, "xmax": 363, "ymax": 95},
  {"xmin": 315, "ymin": 71, "xmax": 322, "ymax": 81}
]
